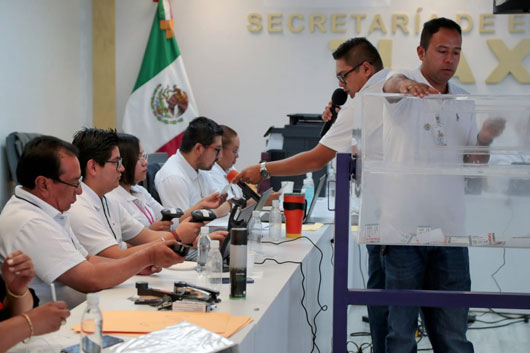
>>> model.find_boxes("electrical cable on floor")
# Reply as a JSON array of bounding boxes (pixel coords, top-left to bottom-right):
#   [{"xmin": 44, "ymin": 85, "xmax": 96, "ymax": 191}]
[
  {"xmin": 484, "ymin": 308, "xmax": 530, "ymax": 321},
  {"xmin": 469, "ymin": 319, "xmax": 526, "ymax": 330},
  {"xmin": 346, "ymin": 340, "xmax": 360, "ymax": 353}
]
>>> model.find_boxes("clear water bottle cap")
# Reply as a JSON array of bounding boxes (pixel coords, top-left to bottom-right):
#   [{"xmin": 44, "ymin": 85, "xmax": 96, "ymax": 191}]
[
  {"xmin": 87, "ymin": 292, "xmax": 99, "ymax": 305},
  {"xmin": 306, "ymin": 172, "xmax": 312, "ymax": 177},
  {"xmin": 210, "ymin": 240, "xmax": 220, "ymax": 249},
  {"xmin": 272, "ymin": 199, "xmax": 279, "ymax": 208},
  {"xmin": 200, "ymin": 226, "xmax": 209, "ymax": 235}
]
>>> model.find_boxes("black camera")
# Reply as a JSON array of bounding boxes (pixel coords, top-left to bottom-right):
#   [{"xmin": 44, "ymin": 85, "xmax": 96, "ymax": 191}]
[
  {"xmin": 161, "ymin": 208, "xmax": 184, "ymax": 221},
  {"xmin": 170, "ymin": 243, "xmax": 191, "ymax": 257},
  {"xmin": 190, "ymin": 209, "xmax": 217, "ymax": 222}
]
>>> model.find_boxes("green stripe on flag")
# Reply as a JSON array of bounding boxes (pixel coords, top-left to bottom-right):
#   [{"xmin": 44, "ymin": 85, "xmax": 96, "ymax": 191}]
[{"xmin": 132, "ymin": 1, "xmax": 181, "ymax": 92}]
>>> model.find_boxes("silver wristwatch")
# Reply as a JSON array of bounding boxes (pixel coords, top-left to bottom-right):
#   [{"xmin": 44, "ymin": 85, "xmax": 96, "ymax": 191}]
[{"xmin": 259, "ymin": 162, "xmax": 270, "ymax": 179}]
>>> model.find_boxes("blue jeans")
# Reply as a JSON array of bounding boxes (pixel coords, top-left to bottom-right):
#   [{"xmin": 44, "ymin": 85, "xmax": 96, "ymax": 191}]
[
  {"xmin": 366, "ymin": 245, "xmax": 388, "ymax": 353},
  {"xmin": 382, "ymin": 246, "xmax": 474, "ymax": 353}
]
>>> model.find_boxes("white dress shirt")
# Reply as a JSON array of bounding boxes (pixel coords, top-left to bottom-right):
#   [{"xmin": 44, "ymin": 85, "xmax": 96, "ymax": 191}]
[
  {"xmin": 107, "ymin": 185, "xmax": 165, "ymax": 228},
  {"xmin": 155, "ymin": 150, "xmax": 217, "ymax": 209},
  {"xmin": 68, "ymin": 183, "xmax": 145, "ymax": 255},
  {"xmin": 207, "ymin": 163, "xmax": 243, "ymax": 200},
  {"xmin": 319, "ymin": 68, "xmax": 389, "ymax": 153},
  {"xmin": 0, "ymin": 186, "xmax": 88, "ymax": 308},
  {"xmin": 380, "ymin": 67, "xmax": 478, "ymax": 239}
]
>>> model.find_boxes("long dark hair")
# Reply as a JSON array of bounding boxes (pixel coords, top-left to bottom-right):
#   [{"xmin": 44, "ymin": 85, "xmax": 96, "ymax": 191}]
[{"xmin": 117, "ymin": 133, "xmax": 140, "ymax": 186}]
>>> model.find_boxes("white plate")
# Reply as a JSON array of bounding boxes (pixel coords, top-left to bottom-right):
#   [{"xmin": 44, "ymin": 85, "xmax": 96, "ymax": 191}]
[{"xmin": 167, "ymin": 261, "xmax": 196, "ymax": 271}]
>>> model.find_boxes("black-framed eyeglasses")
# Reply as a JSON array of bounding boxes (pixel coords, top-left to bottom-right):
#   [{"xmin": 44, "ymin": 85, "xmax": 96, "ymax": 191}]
[
  {"xmin": 204, "ymin": 144, "xmax": 222, "ymax": 156},
  {"xmin": 106, "ymin": 157, "xmax": 123, "ymax": 171},
  {"xmin": 53, "ymin": 176, "xmax": 83, "ymax": 189},
  {"xmin": 336, "ymin": 62, "xmax": 364, "ymax": 84}
]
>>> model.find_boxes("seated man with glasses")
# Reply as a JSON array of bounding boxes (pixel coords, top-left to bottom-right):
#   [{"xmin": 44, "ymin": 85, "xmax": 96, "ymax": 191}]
[
  {"xmin": 155, "ymin": 117, "xmax": 230, "ymax": 221},
  {"xmin": 0, "ymin": 136, "xmax": 185, "ymax": 308},
  {"xmin": 67, "ymin": 129, "xmax": 202, "ymax": 267}
]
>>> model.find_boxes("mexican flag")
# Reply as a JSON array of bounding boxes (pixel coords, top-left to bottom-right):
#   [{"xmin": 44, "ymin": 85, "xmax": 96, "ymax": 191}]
[{"xmin": 122, "ymin": 0, "xmax": 198, "ymax": 155}]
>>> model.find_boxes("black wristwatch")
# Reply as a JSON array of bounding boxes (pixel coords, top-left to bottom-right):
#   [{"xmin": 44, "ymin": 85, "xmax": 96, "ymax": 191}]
[{"xmin": 260, "ymin": 162, "xmax": 270, "ymax": 179}]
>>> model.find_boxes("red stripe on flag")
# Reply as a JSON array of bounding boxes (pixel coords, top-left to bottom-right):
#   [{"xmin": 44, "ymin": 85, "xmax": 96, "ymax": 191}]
[{"xmin": 156, "ymin": 132, "xmax": 185, "ymax": 156}]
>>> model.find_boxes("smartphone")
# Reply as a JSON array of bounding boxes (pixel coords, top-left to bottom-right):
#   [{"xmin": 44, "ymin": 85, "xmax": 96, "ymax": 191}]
[{"xmin": 61, "ymin": 335, "xmax": 124, "ymax": 353}]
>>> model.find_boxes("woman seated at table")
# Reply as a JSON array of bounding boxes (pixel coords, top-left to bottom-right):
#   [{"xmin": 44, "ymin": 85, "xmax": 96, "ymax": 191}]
[
  {"xmin": 108, "ymin": 133, "xmax": 226, "ymax": 246},
  {"xmin": 208, "ymin": 125, "xmax": 280, "ymax": 206},
  {"xmin": 0, "ymin": 251, "xmax": 70, "ymax": 352}
]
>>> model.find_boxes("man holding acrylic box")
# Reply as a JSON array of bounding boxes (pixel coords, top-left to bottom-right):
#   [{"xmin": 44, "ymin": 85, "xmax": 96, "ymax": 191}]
[{"xmin": 381, "ymin": 18, "xmax": 504, "ymax": 352}]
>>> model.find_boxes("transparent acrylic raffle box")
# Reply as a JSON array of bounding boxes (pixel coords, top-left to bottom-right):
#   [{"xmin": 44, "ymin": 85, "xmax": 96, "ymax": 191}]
[{"xmin": 357, "ymin": 93, "xmax": 530, "ymax": 248}]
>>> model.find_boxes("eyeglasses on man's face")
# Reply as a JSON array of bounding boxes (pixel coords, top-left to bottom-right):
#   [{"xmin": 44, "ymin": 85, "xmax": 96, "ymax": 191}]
[
  {"xmin": 53, "ymin": 176, "xmax": 83, "ymax": 189},
  {"xmin": 336, "ymin": 62, "xmax": 364, "ymax": 84},
  {"xmin": 204, "ymin": 144, "xmax": 222, "ymax": 156},
  {"xmin": 105, "ymin": 157, "xmax": 123, "ymax": 171}
]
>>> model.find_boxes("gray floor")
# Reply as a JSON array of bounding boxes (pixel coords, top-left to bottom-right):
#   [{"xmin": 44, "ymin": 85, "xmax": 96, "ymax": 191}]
[{"xmin": 347, "ymin": 306, "xmax": 530, "ymax": 353}]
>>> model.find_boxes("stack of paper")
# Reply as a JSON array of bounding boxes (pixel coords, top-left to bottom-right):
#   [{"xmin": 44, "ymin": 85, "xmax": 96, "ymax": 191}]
[{"xmin": 72, "ymin": 311, "xmax": 252, "ymax": 338}]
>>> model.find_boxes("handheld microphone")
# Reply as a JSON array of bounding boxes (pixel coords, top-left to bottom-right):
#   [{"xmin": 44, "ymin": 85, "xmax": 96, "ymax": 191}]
[
  {"xmin": 320, "ymin": 88, "xmax": 348, "ymax": 137},
  {"xmin": 227, "ymin": 170, "xmax": 261, "ymax": 202}
]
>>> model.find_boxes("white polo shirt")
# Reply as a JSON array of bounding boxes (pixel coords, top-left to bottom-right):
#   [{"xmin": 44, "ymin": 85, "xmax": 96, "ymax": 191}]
[
  {"xmin": 0, "ymin": 186, "xmax": 88, "ymax": 308},
  {"xmin": 107, "ymin": 185, "xmax": 165, "ymax": 228},
  {"xmin": 320, "ymin": 68, "xmax": 389, "ymax": 153},
  {"xmin": 68, "ymin": 183, "xmax": 145, "ymax": 255},
  {"xmin": 155, "ymin": 150, "xmax": 217, "ymax": 209},
  {"xmin": 380, "ymin": 67, "xmax": 478, "ymax": 239},
  {"xmin": 207, "ymin": 163, "xmax": 243, "ymax": 200}
]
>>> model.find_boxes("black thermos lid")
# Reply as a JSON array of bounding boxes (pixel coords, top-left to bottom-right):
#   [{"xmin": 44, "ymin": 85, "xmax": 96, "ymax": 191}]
[{"xmin": 230, "ymin": 228, "xmax": 248, "ymax": 246}]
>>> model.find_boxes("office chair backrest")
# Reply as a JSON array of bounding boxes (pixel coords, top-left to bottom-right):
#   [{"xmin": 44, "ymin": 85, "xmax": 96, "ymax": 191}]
[
  {"xmin": 5, "ymin": 132, "xmax": 42, "ymax": 184},
  {"xmin": 142, "ymin": 162, "xmax": 163, "ymax": 204},
  {"xmin": 147, "ymin": 152, "xmax": 168, "ymax": 164}
]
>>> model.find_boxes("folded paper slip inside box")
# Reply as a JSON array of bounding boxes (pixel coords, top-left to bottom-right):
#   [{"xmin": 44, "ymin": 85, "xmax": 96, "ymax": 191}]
[{"xmin": 72, "ymin": 311, "xmax": 252, "ymax": 338}]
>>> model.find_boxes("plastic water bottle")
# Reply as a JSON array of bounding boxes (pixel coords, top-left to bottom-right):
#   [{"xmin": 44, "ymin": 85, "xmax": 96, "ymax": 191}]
[
  {"xmin": 205, "ymin": 240, "xmax": 223, "ymax": 292},
  {"xmin": 269, "ymin": 199, "xmax": 282, "ymax": 241},
  {"xmin": 80, "ymin": 293, "xmax": 103, "ymax": 353},
  {"xmin": 248, "ymin": 210, "xmax": 264, "ymax": 262},
  {"xmin": 301, "ymin": 172, "xmax": 315, "ymax": 207},
  {"xmin": 196, "ymin": 226, "xmax": 210, "ymax": 274}
]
